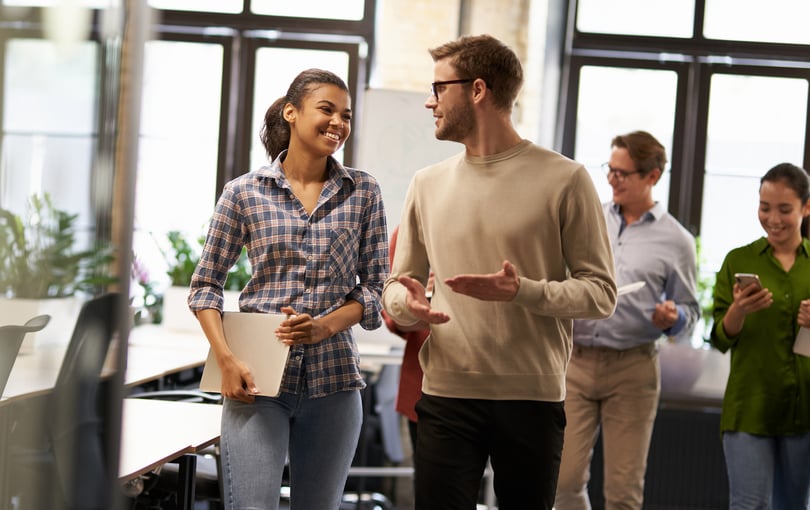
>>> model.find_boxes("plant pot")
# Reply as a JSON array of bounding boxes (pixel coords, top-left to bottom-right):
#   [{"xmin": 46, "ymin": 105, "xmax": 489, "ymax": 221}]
[
  {"xmin": 161, "ymin": 286, "xmax": 240, "ymax": 333},
  {"xmin": 0, "ymin": 296, "xmax": 84, "ymax": 353}
]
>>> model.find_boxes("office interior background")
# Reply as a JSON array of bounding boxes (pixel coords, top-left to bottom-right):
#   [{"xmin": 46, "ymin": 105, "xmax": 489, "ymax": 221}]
[{"xmin": 1, "ymin": 0, "xmax": 809, "ymax": 508}]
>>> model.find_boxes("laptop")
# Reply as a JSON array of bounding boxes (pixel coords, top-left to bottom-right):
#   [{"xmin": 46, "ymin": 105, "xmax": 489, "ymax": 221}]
[
  {"xmin": 199, "ymin": 312, "xmax": 291, "ymax": 397},
  {"xmin": 0, "ymin": 314, "xmax": 51, "ymax": 397}
]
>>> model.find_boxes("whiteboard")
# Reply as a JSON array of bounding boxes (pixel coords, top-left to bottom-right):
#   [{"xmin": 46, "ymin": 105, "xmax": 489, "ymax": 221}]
[{"xmin": 355, "ymin": 88, "xmax": 462, "ymax": 233}]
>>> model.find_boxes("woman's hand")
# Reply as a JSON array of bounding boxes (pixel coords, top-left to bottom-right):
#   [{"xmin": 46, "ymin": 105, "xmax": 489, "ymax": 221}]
[
  {"xmin": 732, "ymin": 281, "xmax": 773, "ymax": 314},
  {"xmin": 723, "ymin": 282, "xmax": 773, "ymax": 337},
  {"xmin": 276, "ymin": 306, "xmax": 331, "ymax": 345},
  {"xmin": 219, "ymin": 353, "xmax": 259, "ymax": 403},
  {"xmin": 798, "ymin": 299, "xmax": 810, "ymax": 328}
]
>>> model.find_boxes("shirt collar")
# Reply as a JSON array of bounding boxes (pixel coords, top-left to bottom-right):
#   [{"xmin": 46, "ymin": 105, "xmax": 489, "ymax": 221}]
[
  {"xmin": 609, "ymin": 201, "xmax": 664, "ymax": 223},
  {"xmin": 754, "ymin": 236, "xmax": 810, "ymax": 258},
  {"xmin": 801, "ymin": 238, "xmax": 810, "ymax": 257},
  {"xmin": 255, "ymin": 150, "xmax": 354, "ymax": 188}
]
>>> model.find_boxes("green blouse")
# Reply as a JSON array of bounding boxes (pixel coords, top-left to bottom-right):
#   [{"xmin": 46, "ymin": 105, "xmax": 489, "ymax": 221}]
[{"xmin": 711, "ymin": 237, "xmax": 810, "ymax": 436}]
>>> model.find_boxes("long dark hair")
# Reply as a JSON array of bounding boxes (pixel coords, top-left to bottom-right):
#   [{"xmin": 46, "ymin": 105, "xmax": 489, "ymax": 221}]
[
  {"xmin": 761, "ymin": 162, "xmax": 810, "ymax": 238},
  {"xmin": 259, "ymin": 68, "xmax": 349, "ymax": 161}
]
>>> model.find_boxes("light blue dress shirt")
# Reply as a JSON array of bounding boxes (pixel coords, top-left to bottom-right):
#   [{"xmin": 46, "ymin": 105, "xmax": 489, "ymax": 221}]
[{"xmin": 573, "ymin": 202, "xmax": 700, "ymax": 349}]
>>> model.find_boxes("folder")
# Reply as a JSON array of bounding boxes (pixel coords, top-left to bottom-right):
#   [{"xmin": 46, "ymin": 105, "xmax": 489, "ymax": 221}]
[
  {"xmin": 199, "ymin": 312, "xmax": 291, "ymax": 397},
  {"xmin": 795, "ymin": 327, "xmax": 810, "ymax": 358}
]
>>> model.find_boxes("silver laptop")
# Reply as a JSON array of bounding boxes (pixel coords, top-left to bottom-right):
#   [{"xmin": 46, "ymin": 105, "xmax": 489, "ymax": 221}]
[{"xmin": 199, "ymin": 312, "xmax": 291, "ymax": 397}]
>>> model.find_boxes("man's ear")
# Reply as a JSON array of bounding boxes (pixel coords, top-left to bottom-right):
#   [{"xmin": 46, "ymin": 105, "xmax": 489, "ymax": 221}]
[
  {"xmin": 648, "ymin": 167, "xmax": 663, "ymax": 185},
  {"xmin": 472, "ymin": 78, "xmax": 488, "ymax": 104}
]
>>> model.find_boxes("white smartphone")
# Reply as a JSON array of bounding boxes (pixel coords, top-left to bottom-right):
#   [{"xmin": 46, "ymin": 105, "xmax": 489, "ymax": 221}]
[{"xmin": 734, "ymin": 273, "xmax": 762, "ymax": 290}]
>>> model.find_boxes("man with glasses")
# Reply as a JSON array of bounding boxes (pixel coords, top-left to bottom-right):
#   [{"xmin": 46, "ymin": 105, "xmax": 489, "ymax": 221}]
[
  {"xmin": 382, "ymin": 34, "xmax": 617, "ymax": 509},
  {"xmin": 555, "ymin": 130, "xmax": 700, "ymax": 510}
]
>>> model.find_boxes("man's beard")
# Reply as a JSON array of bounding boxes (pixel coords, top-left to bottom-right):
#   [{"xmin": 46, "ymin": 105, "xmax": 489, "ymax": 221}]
[{"xmin": 436, "ymin": 100, "xmax": 476, "ymax": 142}]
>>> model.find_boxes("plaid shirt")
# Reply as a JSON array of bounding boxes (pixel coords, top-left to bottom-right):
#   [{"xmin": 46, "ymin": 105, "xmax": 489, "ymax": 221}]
[{"xmin": 189, "ymin": 153, "xmax": 389, "ymax": 397}]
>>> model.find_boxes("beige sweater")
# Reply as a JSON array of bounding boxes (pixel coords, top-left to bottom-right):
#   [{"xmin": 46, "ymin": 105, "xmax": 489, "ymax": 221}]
[{"xmin": 382, "ymin": 140, "xmax": 616, "ymax": 402}]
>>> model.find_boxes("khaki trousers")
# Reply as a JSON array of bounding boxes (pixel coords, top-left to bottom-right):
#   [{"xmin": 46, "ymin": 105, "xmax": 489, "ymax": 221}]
[{"xmin": 555, "ymin": 343, "xmax": 660, "ymax": 510}]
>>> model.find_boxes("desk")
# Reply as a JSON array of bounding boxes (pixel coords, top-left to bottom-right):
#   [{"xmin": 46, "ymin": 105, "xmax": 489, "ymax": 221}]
[
  {"xmin": 0, "ymin": 325, "xmax": 212, "ymax": 509},
  {"xmin": 352, "ymin": 323, "xmax": 406, "ymax": 368},
  {"xmin": 1, "ymin": 322, "xmax": 405, "ymax": 509},
  {"xmin": 118, "ymin": 398, "xmax": 222, "ymax": 481},
  {"xmin": 0, "ymin": 326, "xmax": 210, "ymax": 403},
  {"xmin": 119, "ymin": 398, "xmax": 222, "ymax": 510}
]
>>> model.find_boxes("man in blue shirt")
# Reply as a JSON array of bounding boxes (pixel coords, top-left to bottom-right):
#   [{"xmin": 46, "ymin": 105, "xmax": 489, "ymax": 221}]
[{"xmin": 555, "ymin": 130, "xmax": 700, "ymax": 510}]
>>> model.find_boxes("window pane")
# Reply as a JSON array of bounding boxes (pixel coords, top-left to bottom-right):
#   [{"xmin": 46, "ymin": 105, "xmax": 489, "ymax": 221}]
[
  {"xmin": 4, "ymin": 39, "xmax": 96, "ymax": 134},
  {"xmin": 134, "ymin": 40, "xmax": 223, "ymax": 285},
  {"xmin": 251, "ymin": 0, "xmax": 364, "ymax": 20},
  {"xmin": 250, "ymin": 48, "xmax": 350, "ymax": 171},
  {"xmin": 577, "ymin": 0, "xmax": 694, "ymax": 38},
  {"xmin": 704, "ymin": 0, "xmax": 810, "ymax": 45},
  {"xmin": 147, "ymin": 0, "xmax": 243, "ymax": 13},
  {"xmin": 1, "ymin": 38, "xmax": 97, "ymax": 222},
  {"xmin": 573, "ymin": 66, "xmax": 678, "ymax": 209},
  {"xmin": 700, "ymin": 74, "xmax": 808, "ymax": 272}
]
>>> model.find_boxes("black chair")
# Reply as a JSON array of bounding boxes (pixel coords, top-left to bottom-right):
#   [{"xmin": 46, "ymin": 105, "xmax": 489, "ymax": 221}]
[
  {"xmin": 11, "ymin": 292, "xmax": 119, "ymax": 510},
  {"xmin": 0, "ymin": 314, "xmax": 51, "ymax": 397}
]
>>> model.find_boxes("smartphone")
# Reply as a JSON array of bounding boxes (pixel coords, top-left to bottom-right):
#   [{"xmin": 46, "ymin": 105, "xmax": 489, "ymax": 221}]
[{"xmin": 734, "ymin": 273, "xmax": 762, "ymax": 290}]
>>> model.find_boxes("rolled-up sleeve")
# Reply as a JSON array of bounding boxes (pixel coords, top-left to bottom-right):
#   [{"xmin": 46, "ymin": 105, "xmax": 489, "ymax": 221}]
[{"xmin": 350, "ymin": 178, "xmax": 389, "ymax": 330}]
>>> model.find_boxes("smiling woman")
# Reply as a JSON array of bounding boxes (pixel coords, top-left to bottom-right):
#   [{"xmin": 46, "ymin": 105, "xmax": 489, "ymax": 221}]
[{"xmin": 187, "ymin": 67, "xmax": 389, "ymax": 510}]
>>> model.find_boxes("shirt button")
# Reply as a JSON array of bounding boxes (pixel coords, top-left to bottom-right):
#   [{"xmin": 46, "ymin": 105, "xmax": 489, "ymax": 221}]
[{"xmin": 305, "ymin": 288, "xmax": 311, "ymax": 293}]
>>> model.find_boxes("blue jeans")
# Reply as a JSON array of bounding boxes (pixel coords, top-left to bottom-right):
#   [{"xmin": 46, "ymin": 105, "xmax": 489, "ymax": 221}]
[
  {"xmin": 723, "ymin": 431, "xmax": 810, "ymax": 510},
  {"xmin": 220, "ymin": 388, "xmax": 362, "ymax": 510}
]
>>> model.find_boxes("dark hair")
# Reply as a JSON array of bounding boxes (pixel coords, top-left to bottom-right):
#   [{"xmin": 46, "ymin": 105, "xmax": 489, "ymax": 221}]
[
  {"xmin": 260, "ymin": 68, "xmax": 349, "ymax": 161},
  {"xmin": 760, "ymin": 162, "xmax": 810, "ymax": 238},
  {"xmin": 428, "ymin": 34, "xmax": 523, "ymax": 112},
  {"xmin": 610, "ymin": 130, "xmax": 667, "ymax": 175}
]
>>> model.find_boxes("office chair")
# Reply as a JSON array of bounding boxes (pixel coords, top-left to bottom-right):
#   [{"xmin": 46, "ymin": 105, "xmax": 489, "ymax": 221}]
[
  {"xmin": 11, "ymin": 292, "xmax": 119, "ymax": 510},
  {"xmin": 0, "ymin": 314, "xmax": 51, "ymax": 397}
]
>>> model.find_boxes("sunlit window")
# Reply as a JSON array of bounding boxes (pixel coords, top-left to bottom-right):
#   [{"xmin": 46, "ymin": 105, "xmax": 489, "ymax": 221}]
[
  {"xmin": 700, "ymin": 74, "xmax": 808, "ymax": 271},
  {"xmin": 576, "ymin": 0, "xmax": 694, "ymax": 38},
  {"xmin": 1, "ymin": 38, "xmax": 98, "ymax": 225},
  {"xmin": 133, "ymin": 40, "xmax": 223, "ymax": 286},
  {"xmin": 251, "ymin": 0, "xmax": 364, "ymax": 20},
  {"xmin": 147, "ymin": 0, "xmax": 243, "ymax": 13},
  {"xmin": 573, "ymin": 66, "xmax": 678, "ymax": 209},
  {"xmin": 704, "ymin": 0, "xmax": 810, "ymax": 44},
  {"xmin": 249, "ymin": 47, "xmax": 351, "ymax": 172}
]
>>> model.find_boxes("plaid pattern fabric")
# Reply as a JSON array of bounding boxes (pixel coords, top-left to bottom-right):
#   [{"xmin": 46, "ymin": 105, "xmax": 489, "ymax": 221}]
[{"xmin": 190, "ymin": 153, "xmax": 389, "ymax": 397}]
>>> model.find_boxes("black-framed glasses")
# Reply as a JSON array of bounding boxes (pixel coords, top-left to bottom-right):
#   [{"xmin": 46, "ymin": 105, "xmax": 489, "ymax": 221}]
[
  {"xmin": 601, "ymin": 162, "xmax": 642, "ymax": 181},
  {"xmin": 430, "ymin": 78, "xmax": 475, "ymax": 99}
]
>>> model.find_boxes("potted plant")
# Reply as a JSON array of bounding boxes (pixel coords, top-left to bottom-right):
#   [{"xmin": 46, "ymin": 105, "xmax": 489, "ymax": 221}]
[
  {"xmin": 0, "ymin": 193, "xmax": 116, "ymax": 349},
  {"xmin": 159, "ymin": 229, "xmax": 250, "ymax": 331}
]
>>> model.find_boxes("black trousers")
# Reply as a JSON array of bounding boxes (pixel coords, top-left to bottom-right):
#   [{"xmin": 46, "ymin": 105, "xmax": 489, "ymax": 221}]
[{"xmin": 414, "ymin": 393, "xmax": 565, "ymax": 510}]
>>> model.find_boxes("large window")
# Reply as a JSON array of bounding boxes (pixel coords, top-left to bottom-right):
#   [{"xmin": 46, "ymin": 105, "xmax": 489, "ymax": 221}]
[
  {"xmin": 1, "ymin": 38, "xmax": 99, "ymax": 230},
  {"xmin": 0, "ymin": 1, "xmax": 375, "ymax": 316},
  {"xmin": 129, "ymin": 3, "xmax": 373, "ymax": 292},
  {"xmin": 560, "ymin": 0, "xmax": 810, "ymax": 283}
]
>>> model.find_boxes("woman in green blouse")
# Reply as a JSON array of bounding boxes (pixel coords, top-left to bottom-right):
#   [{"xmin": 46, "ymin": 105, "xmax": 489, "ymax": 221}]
[{"xmin": 711, "ymin": 162, "xmax": 810, "ymax": 510}]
